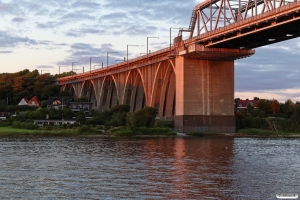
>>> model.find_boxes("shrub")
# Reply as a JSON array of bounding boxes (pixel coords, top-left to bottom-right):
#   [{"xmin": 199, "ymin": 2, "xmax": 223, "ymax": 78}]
[
  {"xmin": 127, "ymin": 107, "xmax": 157, "ymax": 128},
  {"xmin": 154, "ymin": 120, "xmax": 174, "ymax": 128},
  {"xmin": 77, "ymin": 125, "xmax": 92, "ymax": 133},
  {"xmin": 109, "ymin": 127, "xmax": 133, "ymax": 136}
]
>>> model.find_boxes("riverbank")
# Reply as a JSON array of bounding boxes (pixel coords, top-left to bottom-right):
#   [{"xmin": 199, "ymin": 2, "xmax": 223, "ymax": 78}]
[
  {"xmin": 178, "ymin": 128, "xmax": 300, "ymax": 138},
  {"xmin": 0, "ymin": 126, "xmax": 93, "ymax": 137},
  {"xmin": 1, "ymin": 126, "xmax": 300, "ymax": 138}
]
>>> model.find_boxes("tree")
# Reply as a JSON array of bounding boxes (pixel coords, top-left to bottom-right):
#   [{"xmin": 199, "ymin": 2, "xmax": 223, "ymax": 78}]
[
  {"xmin": 127, "ymin": 107, "xmax": 158, "ymax": 128},
  {"xmin": 271, "ymin": 99, "xmax": 280, "ymax": 114},
  {"xmin": 76, "ymin": 110, "xmax": 86, "ymax": 124},
  {"xmin": 283, "ymin": 99, "xmax": 295, "ymax": 118},
  {"xmin": 257, "ymin": 99, "xmax": 272, "ymax": 114},
  {"xmin": 253, "ymin": 97, "xmax": 260, "ymax": 100}
]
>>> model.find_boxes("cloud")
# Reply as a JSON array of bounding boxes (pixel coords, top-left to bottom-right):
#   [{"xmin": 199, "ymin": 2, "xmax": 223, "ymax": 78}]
[
  {"xmin": 11, "ymin": 17, "xmax": 24, "ymax": 22},
  {"xmin": 235, "ymin": 37, "xmax": 300, "ymax": 94},
  {"xmin": 71, "ymin": 1, "xmax": 101, "ymax": 9},
  {"xmin": 0, "ymin": 50, "xmax": 12, "ymax": 54},
  {"xmin": 0, "ymin": 31, "xmax": 39, "ymax": 48}
]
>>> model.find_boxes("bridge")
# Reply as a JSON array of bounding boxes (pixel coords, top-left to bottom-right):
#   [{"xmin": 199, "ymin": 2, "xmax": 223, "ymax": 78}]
[{"xmin": 57, "ymin": 0, "xmax": 300, "ymax": 133}]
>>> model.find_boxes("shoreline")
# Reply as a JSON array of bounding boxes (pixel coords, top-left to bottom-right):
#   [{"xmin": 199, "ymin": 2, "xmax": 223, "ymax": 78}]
[{"xmin": 1, "ymin": 126, "xmax": 300, "ymax": 138}]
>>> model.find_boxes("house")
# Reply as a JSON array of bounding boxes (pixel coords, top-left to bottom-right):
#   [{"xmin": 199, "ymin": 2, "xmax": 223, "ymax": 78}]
[
  {"xmin": 237, "ymin": 99, "xmax": 260, "ymax": 111},
  {"xmin": 18, "ymin": 96, "xmax": 41, "ymax": 107},
  {"xmin": 47, "ymin": 96, "xmax": 73, "ymax": 109},
  {"xmin": 0, "ymin": 112, "xmax": 16, "ymax": 120},
  {"xmin": 33, "ymin": 119, "xmax": 76, "ymax": 126},
  {"xmin": 18, "ymin": 98, "xmax": 29, "ymax": 106},
  {"xmin": 70, "ymin": 102, "xmax": 93, "ymax": 114}
]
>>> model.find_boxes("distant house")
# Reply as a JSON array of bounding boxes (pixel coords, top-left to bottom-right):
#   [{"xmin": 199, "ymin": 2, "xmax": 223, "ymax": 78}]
[
  {"xmin": 237, "ymin": 99, "xmax": 260, "ymax": 111},
  {"xmin": 70, "ymin": 102, "xmax": 93, "ymax": 114},
  {"xmin": 18, "ymin": 98, "xmax": 29, "ymax": 106},
  {"xmin": 47, "ymin": 96, "xmax": 73, "ymax": 109},
  {"xmin": 18, "ymin": 96, "xmax": 41, "ymax": 107},
  {"xmin": 0, "ymin": 112, "xmax": 16, "ymax": 120},
  {"xmin": 33, "ymin": 119, "xmax": 76, "ymax": 126}
]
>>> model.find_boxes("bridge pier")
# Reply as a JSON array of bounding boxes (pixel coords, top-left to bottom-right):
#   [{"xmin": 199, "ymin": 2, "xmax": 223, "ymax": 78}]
[{"xmin": 174, "ymin": 56, "xmax": 235, "ymax": 133}]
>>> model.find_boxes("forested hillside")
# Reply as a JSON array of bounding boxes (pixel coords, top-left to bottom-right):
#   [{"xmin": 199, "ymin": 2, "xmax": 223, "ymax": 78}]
[{"xmin": 0, "ymin": 69, "xmax": 73, "ymax": 105}]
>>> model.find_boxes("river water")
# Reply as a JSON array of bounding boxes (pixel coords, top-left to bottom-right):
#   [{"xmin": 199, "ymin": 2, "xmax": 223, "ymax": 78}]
[{"xmin": 0, "ymin": 136, "xmax": 299, "ymax": 199}]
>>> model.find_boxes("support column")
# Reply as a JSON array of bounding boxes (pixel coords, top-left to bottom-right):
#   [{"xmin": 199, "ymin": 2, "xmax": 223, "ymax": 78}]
[{"xmin": 174, "ymin": 56, "xmax": 235, "ymax": 133}]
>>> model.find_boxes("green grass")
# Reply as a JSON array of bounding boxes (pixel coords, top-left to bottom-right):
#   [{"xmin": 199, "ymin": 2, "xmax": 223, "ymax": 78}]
[{"xmin": 0, "ymin": 126, "xmax": 79, "ymax": 137}]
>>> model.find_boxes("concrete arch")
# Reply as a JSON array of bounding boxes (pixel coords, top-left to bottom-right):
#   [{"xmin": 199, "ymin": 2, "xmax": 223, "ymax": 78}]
[
  {"xmin": 149, "ymin": 61, "xmax": 176, "ymax": 119},
  {"xmin": 80, "ymin": 80, "xmax": 97, "ymax": 109},
  {"xmin": 124, "ymin": 69, "xmax": 146, "ymax": 112},
  {"xmin": 63, "ymin": 84, "xmax": 76, "ymax": 98},
  {"xmin": 99, "ymin": 75, "xmax": 118, "ymax": 111},
  {"xmin": 160, "ymin": 69, "xmax": 176, "ymax": 119}
]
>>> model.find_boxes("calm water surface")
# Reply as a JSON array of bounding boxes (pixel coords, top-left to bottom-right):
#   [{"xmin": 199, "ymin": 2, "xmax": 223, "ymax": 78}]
[{"xmin": 0, "ymin": 136, "xmax": 299, "ymax": 199}]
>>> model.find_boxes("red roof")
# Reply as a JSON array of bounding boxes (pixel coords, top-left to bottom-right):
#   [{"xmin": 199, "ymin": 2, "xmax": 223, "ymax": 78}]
[
  {"xmin": 237, "ymin": 99, "xmax": 260, "ymax": 108},
  {"xmin": 28, "ymin": 96, "xmax": 41, "ymax": 107}
]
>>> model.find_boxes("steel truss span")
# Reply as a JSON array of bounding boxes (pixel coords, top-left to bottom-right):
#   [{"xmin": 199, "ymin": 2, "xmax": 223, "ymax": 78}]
[{"xmin": 182, "ymin": 0, "xmax": 300, "ymax": 49}]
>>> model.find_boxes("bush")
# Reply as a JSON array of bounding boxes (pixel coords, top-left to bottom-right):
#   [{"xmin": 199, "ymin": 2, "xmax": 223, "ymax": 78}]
[
  {"xmin": 77, "ymin": 125, "xmax": 92, "ymax": 133},
  {"xmin": 154, "ymin": 120, "xmax": 174, "ymax": 128},
  {"xmin": 127, "ymin": 107, "xmax": 157, "ymax": 128},
  {"xmin": 109, "ymin": 127, "xmax": 134, "ymax": 136},
  {"xmin": 12, "ymin": 121, "xmax": 38, "ymax": 130}
]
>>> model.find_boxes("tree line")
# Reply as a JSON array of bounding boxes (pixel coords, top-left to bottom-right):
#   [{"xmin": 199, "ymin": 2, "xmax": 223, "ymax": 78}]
[
  {"xmin": 0, "ymin": 69, "xmax": 74, "ymax": 105},
  {"xmin": 235, "ymin": 97, "xmax": 300, "ymax": 132}
]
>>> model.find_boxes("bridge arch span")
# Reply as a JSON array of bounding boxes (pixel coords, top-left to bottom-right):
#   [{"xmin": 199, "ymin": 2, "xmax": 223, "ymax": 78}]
[
  {"xmin": 99, "ymin": 75, "xmax": 119, "ymax": 111},
  {"xmin": 150, "ymin": 60, "xmax": 176, "ymax": 119}
]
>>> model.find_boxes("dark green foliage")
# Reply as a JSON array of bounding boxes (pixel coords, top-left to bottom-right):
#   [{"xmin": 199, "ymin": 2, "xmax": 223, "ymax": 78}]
[
  {"xmin": 109, "ymin": 126, "xmax": 175, "ymax": 136},
  {"xmin": 0, "ymin": 105, "xmax": 36, "ymax": 112},
  {"xmin": 105, "ymin": 112, "xmax": 128, "ymax": 128},
  {"xmin": 250, "ymin": 109, "xmax": 266, "ymax": 118},
  {"xmin": 154, "ymin": 119, "xmax": 174, "ymax": 128},
  {"xmin": 88, "ymin": 110, "xmax": 110, "ymax": 125},
  {"xmin": 127, "ymin": 107, "xmax": 157, "ymax": 128},
  {"xmin": 12, "ymin": 121, "xmax": 38, "ymax": 130},
  {"xmin": 88, "ymin": 105, "xmax": 130, "ymax": 127},
  {"xmin": 110, "ymin": 105, "xmax": 130, "ymax": 113},
  {"xmin": 0, "ymin": 69, "xmax": 61, "ymax": 104},
  {"xmin": 109, "ymin": 127, "xmax": 134, "ymax": 136},
  {"xmin": 236, "ymin": 115, "xmax": 268, "ymax": 130},
  {"xmin": 76, "ymin": 110, "xmax": 86, "ymax": 124}
]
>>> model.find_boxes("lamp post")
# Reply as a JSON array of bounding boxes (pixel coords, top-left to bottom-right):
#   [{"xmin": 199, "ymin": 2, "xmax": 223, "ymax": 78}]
[
  {"xmin": 107, "ymin": 52, "xmax": 118, "ymax": 67},
  {"xmin": 72, "ymin": 62, "xmax": 81, "ymax": 72},
  {"xmin": 127, "ymin": 45, "xmax": 139, "ymax": 65},
  {"xmin": 147, "ymin": 37, "xmax": 159, "ymax": 58},
  {"xmin": 90, "ymin": 57, "xmax": 100, "ymax": 73},
  {"xmin": 170, "ymin": 27, "xmax": 182, "ymax": 51},
  {"xmin": 58, "ymin": 65, "xmax": 68, "ymax": 75}
]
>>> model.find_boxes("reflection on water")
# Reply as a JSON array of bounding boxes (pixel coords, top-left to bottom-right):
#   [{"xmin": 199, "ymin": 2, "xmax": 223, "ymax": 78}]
[{"xmin": 0, "ymin": 136, "xmax": 299, "ymax": 199}]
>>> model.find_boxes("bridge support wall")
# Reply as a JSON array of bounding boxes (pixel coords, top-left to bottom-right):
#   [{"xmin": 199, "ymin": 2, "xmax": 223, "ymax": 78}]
[{"xmin": 174, "ymin": 56, "xmax": 235, "ymax": 133}]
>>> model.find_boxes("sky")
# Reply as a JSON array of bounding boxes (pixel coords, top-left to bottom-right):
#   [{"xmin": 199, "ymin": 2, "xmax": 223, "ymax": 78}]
[{"xmin": 0, "ymin": 0, "xmax": 300, "ymax": 103}]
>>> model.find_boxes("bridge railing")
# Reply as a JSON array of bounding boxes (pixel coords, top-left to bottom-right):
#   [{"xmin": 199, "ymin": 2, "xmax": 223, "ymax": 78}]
[{"xmin": 57, "ymin": 45, "xmax": 176, "ymax": 83}]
